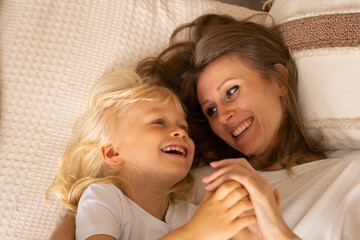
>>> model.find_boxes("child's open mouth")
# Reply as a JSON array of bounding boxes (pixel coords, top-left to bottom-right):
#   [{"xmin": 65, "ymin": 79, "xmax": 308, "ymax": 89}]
[{"xmin": 161, "ymin": 145, "xmax": 187, "ymax": 157}]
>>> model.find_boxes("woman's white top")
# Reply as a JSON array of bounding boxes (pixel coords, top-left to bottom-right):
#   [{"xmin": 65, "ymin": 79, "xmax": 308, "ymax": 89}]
[
  {"xmin": 192, "ymin": 150, "xmax": 360, "ymax": 240},
  {"xmin": 76, "ymin": 183, "xmax": 197, "ymax": 240}
]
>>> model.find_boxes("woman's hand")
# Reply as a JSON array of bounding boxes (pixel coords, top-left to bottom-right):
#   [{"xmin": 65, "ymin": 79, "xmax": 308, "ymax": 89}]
[
  {"xmin": 160, "ymin": 181, "xmax": 256, "ymax": 240},
  {"xmin": 202, "ymin": 158, "xmax": 300, "ymax": 240}
]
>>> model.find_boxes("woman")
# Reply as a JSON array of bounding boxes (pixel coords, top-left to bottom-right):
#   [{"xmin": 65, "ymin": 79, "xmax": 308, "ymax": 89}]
[{"xmin": 137, "ymin": 14, "xmax": 360, "ymax": 239}]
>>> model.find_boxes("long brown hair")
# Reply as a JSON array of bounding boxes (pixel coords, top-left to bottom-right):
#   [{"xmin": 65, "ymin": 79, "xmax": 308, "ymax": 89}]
[{"xmin": 137, "ymin": 14, "xmax": 325, "ymax": 170}]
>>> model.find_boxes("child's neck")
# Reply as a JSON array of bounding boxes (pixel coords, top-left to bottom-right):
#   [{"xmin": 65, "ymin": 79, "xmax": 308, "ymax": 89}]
[
  {"xmin": 135, "ymin": 194, "xmax": 169, "ymax": 221},
  {"xmin": 124, "ymin": 182, "xmax": 171, "ymax": 221}
]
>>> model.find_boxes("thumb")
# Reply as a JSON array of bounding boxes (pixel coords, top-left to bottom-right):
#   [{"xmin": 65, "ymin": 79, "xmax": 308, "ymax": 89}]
[
  {"xmin": 273, "ymin": 188, "xmax": 282, "ymax": 208},
  {"xmin": 199, "ymin": 190, "xmax": 214, "ymax": 204}
]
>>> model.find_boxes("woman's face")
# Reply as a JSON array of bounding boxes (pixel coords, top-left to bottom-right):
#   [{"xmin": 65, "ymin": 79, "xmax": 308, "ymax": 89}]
[{"xmin": 197, "ymin": 53, "xmax": 285, "ymax": 157}]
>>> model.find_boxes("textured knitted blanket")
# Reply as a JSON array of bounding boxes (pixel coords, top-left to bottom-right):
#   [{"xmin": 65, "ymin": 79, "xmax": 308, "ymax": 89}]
[{"xmin": 0, "ymin": 1, "xmax": 259, "ymax": 239}]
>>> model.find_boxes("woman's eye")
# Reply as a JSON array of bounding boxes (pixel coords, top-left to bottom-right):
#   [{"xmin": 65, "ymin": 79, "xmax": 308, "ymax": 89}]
[
  {"xmin": 206, "ymin": 106, "xmax": 217, "ymax": 117},
  {"xmin": 226, "ymin": 85, "xmax": 239, "ymax": 100}
]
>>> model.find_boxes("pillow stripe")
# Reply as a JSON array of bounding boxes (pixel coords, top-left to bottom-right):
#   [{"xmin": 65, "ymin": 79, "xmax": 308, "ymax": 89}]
[
  {"xmin": 304, "ymin": 118, "xmax": 360, "ymax": 130},
  {"xmin": 275, "ymin": 12, "xmax": 360, "ymax": 51}
]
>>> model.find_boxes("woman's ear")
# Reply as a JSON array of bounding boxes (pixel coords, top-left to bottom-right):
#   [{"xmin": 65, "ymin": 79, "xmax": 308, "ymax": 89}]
[
  {"xmin": 273, "ymin": 63, "xmax": 289, "ymax": 96},
  {"xmin": 101, "ymin": 143, "xmax": 123, "ymax": 166}
]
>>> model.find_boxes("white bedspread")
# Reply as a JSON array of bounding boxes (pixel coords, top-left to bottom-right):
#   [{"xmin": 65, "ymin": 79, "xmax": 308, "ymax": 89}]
[
  {"xmin": 191, "ymin": 150, "xmax": 360, "ymax": 240},
  {"xmin": 0, "ymin": 1, "xmax": 260, "ymax": 239}
]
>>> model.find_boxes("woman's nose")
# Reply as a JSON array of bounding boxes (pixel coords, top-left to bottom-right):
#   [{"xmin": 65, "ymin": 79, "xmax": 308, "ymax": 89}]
[{"xmin": 218, "ymin": 107, "xmax": 234, "ymax": 124}]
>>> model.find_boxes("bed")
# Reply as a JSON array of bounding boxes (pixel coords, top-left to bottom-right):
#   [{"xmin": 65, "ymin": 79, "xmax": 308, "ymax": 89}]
[{"xmin": 0, "ymin": 0, "xmax": 359, "ymax": 239}]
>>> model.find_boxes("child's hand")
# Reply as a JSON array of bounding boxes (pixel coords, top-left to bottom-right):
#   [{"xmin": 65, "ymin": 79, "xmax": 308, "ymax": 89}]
[
  {"xmin": 231, "ymin": 225, "xmax": 259, "ymax": 240},
  {"xmin": 181, "ymin": 181, "xmax": 256, "ymax": 240},
  {"xmin": 203, "ymin": 158, "xmax": 299, "ymax": 240}
]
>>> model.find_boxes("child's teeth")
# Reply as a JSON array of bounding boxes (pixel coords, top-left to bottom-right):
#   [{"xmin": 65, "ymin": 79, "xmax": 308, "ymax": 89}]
[{"xmin": 162, "ymin": 146, "xmax": 185, "ymax": 156}]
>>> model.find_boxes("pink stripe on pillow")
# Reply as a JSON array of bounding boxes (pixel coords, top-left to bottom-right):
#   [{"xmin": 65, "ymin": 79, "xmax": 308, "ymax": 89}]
[{"xmin": 275, "ymin": 13, "xmax": 360, "ymax": 51}]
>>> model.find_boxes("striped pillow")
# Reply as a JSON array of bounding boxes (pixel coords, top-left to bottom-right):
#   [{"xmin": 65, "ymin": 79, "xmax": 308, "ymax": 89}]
[{"xmin": 270, "ymin": 0, "xmax": 360, "ymax": 149}]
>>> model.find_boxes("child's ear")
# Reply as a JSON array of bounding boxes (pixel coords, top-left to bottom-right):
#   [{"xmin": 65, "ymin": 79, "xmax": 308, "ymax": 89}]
[{"xmin": 101, "ymin": 143, "xmax": 123, "ymax": 166}]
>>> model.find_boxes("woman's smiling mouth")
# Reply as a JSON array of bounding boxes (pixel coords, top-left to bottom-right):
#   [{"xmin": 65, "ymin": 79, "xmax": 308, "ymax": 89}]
[{"xmin": 231, "ymin": 117, "xmax": 253, "ymax": 138}]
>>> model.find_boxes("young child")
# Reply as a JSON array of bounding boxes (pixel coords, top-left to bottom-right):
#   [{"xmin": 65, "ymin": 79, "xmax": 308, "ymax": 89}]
[{"xmin": 48, "ymin": 69, "xmax": 257, "ymax": 240}]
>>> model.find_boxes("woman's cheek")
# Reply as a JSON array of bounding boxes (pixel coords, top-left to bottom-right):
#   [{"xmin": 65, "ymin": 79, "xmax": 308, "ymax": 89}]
[{"xmin": 210, "ymin": 121, "xmax": 226, "ymax": 139}]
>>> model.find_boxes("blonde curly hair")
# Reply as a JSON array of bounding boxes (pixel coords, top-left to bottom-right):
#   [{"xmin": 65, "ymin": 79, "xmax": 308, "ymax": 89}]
[{"xmin": 47, "ymin": 69, "xmax": 193, "ymax": 214}]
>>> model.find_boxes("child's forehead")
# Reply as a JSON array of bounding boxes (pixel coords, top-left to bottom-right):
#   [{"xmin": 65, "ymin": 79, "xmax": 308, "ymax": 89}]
[
  {"xmin": 130, "ymin": 99, "xmax": 184, "ymax": 114},
  {"xmin": 133, "ymin": 99, "xmax": 179, "ymax": 109}
]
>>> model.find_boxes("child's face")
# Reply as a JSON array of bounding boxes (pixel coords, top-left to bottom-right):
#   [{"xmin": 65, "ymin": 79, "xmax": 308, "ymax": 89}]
[{"xmin": 113, "ymin": 99, "xmax": 195, "ymax": 185}]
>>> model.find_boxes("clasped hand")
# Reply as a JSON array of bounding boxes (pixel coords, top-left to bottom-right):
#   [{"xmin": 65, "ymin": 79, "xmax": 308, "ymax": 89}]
[
  {"xmin": 200, "ymin": 158, "xmax": 299, "ymax": 240},
  {"xmin": 183, "ymin": 180, "xmax": 256, "ymax": 240}
]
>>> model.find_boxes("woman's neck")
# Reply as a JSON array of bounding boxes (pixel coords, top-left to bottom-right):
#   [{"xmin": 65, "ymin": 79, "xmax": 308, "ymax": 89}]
[
  {"xmin": 262, "ymin": 160, "xmax": 284, "ymax": 171},
  {"xmin": 261, "ymin": 152, "xmax": 322, "ymax": 171}
]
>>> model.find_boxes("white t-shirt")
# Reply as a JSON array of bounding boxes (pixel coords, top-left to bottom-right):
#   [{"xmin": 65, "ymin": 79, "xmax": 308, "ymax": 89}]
[
  {"xmin": 192, "ymin": 151, "xmax": 360, "ymax": 240},
  {"xmin": 76, "ymin": 183, "xmax": 197, "ymax": 240}
]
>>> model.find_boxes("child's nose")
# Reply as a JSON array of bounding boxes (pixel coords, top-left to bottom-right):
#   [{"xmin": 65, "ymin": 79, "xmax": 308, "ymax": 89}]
[{"xmin": 171, "ymin": 129, "xmax": 186, "ymax": 138}]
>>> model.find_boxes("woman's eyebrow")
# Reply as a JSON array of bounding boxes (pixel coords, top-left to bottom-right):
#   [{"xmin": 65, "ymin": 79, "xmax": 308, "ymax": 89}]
[
  {"xmin": 200, "ymin": 78, "xmax": 236, "ymax": 108},
  {"xmin": 216, "ymin": 78, "xmax": 236, "ymax": 92},
  {"xmin": 200, "ymin": 99, "xmax": 210, "ymax": 108}
]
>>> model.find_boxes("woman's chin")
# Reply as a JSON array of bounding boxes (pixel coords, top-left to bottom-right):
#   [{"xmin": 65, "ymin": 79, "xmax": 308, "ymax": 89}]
[{"xmin": 232, "ymin": 143, "xmax": 254, "ymax": 157}]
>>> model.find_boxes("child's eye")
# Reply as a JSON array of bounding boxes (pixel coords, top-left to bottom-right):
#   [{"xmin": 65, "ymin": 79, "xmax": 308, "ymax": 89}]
[
  {"xmin": 226, "ymin": 85, "xmax": 239, "ymax": 100},
  {"xmin": 153, "ymin": 119, "xmax": 166, "ymax": 126},
  {"xmin": 179, "ymin": 124, "xmax": 188, "ymax": 132},
  {"xmin": 206, "ymin": 106, "xmax": 217, "ymax": 117}
]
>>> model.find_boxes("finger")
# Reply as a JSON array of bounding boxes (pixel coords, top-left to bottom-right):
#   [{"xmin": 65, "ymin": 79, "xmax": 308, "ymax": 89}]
[
  {"xmin": 213, "ymin": 181, "xmax": 242, "ymax": 201},
  {"xmin": 233, "ymin": 215, "xmax": 257, "ymax": 231},
  {"xmin": 206, "ymin": 174, "xmax": 240, "ymax": 192},
  {"xmin": 221, "ymin": 187, "xmax": 249, "ymax": 208},
  {"xmin": 206, "ymin": 176, "xmax": 230, "ymax": 192},
  {"xmin": 197, "ymin": 188, "xmax": 217, "ymax": 207},
  {"xmin": 203, "ymin": 165, "xmax": 248, "ymax": 184},
  {"xmin": 239, "ymin": 209, "xmax": 255, "ymax": 218},
  {"xmin": 274, "ymin": 188, "xmax": 282, "ymax": 208},
  {"xmin": 205, "ymin": 167, "xmax": 250, "ymax": 191},
  {"xmin": 227, "ymin": 199, "xmax": 254, "ymax": 220},
  {"xmin": 210, "ymin": 158, "xmax": 256, "ymax": 173}
]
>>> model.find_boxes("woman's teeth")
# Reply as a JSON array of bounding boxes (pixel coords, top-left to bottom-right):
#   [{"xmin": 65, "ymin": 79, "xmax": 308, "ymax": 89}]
[{"xmin": 232, "ymin": 119, "xmax": 252, "ymax": 137}]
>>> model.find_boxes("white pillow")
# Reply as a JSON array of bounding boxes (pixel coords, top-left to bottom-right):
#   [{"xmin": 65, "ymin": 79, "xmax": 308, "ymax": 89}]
[
  {"xmin": 0, "ymin": 1, "xmax": 261, "ymax": 239},
  {"xmin": 269, "ymin": 0, "xmax": 360, "ymax": 150}
]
